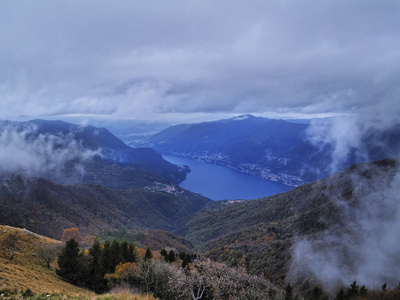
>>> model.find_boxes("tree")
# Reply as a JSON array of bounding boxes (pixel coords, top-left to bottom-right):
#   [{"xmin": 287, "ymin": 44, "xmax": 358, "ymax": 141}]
[
  {"xmin": 88, "ymin": 238, "xmax": 106, "ymax": 293},
  {"xmin": 144, "ymin": 247, "xmax": 153, "ymax": 261},
  {"xmin": 334, "ymin": 288, "xmax": 346, "ymax": 300},
  {"xmin": 110, "ymin": 240, "xmax": 123, "ymax": 270},
  {"xmin": 178, "ymin": 258, "xmax": 272, "ymax": 300},
  {"xmin": 56, "ymin": 238, "xmax": 88, "ymax": 286},
  {"xmin": 168, "ymin": 250, "xmax": 176, "ymax": 263},
  {"xmin": 285, "ymin": 282, "xmax": 293, "ymax": 300},
  {"xmin": 100, "ymin": 240, "xmax": 113, "ymax": 273},
  {"xmin": 61, "ymin": 228, "xmax": 83, "ymax": 243},
  {"xmin": 0, "ymin": 230, "xmax": 20, "ymax": 261},
  {"xmin": 160, "ymin": 248, "xmax": 168, "ymax": 258},
  {"xmin": 105, "ymin": 262, "xmax": 138, "ymax": 288},
  {"xmin": 381, "ymin": 283, "xmax": 387, "ymax": 292},
  {"xmin": 347, "ymin": 280, "xmax": 359, "ymax": 298},
  {"xmin": 139, "ymin": 260, "xmax": 183, "ymax": 300},
  {"xmin": 127, "ymin": 243, "xmax": 138, "ymax": 263},
  {"xmin": 36, "ymin": 243, "xmax": 60, "ymax": 269},
  {"xmin": 182, "ymin": 254, "xmax": 190, "ymax": 270},
  {"xmin": 306, "ymin": 286, "xmax": 328, "ymax": 300}
]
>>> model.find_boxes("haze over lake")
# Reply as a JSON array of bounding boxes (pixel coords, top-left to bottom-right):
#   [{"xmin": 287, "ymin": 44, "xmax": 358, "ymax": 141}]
[{"xmin": 163, "ymin": 155, "xmax": 292, "ymax": 200}]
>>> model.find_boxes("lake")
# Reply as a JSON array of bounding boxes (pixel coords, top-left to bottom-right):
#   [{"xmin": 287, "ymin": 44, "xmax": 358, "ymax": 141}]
[{"xmin": 163, "ymin": 155, "xmax": 292, "ymax": 200}]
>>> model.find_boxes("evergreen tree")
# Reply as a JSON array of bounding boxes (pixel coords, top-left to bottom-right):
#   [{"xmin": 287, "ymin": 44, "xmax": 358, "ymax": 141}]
[
  {"xmin": 121, "ymin": 241, "xmax": 129, "ymax": 263},
  {"xmin": 334, "ymin": 288, "xmax": 346, "ymax": 300},
  {"xmin": 307, "ymin": 286, "xmax": 328, "ymax": 300},
  {"xmin": 88, "ymin": 238, "xmax": 106, "ymax": 293},
  {"xmin": 285, "ymin": 282, "xmax": 293, "ymax": 300},
  {"xmin": 100, "ymin": 240, "xmax": 113, "ymax": 273},
  {"xmin": 347, "ymin": 280, "xmax": 359, "ymax": 298},
  {"xmin": 360, "ymin": 285, "xmax": 368, "ymax": 296},
  {"xmin": 110, "ymin": 240, "xmax": 123, "ymax": 270},
  {"xmin": 144, "ymin": 247, "xmax": 153, "ymax": 261},
  {"xmin": 168, "ymin": 250, "xmax": 176, "ymax": 263},
  {"xmin": 178, "ymin": 251, "xmax": 186, "ymax": 260},
  {"xmin": 381, "ymin": 283, "xmax": 387, "ymax": 292},
  {"xmin": 160, "ymin": 248, "xmax": 168, "ymax": 258},
  {"xmin": 56, "ymin": 238, "xmax": 88, "ymax": 286},
  {"xmin": 182, "ymin": 254, "xmax": 190, "ymax": 270},
  {"xmin": 127, "ymin": 243, "xmax": 138, "ymax": 263}
]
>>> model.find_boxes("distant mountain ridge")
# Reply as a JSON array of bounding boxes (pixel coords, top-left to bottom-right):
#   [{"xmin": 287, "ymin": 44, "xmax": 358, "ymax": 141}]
[
  {"xmin": 141, "ymin": 114, "xmax": 400, "ymax": 186},
  {"xmin": 0, "ymin": 119, "xmax": 189, "ymax": 188}
]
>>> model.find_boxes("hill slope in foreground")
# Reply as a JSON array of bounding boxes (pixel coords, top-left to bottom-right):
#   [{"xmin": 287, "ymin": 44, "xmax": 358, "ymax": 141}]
[
  {"xmin": 0, "ymin": 226, "xmax": 157, "ymax": 299},
  {"xmin": 0, "ymin": 225, "xmax": 89, "ymax": 295}
]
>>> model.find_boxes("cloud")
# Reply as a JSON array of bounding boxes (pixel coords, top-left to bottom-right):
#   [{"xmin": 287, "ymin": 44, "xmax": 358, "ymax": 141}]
[
  {"xmin": 0, "ymin": 123, "xmax": 99, "ymax": 178},
  {"xmin": 1, "ymin": 0, "xmax": 399, "ymax": 120},
  {"xmin": 290, "ymin": 165, "xmax": 400, "ymax": 291}
]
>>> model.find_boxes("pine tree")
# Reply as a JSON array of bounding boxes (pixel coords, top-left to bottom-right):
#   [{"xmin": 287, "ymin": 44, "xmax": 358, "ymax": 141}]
[
  {"xmin": 88, "ymin": 238, "xmax": 106, "ymax": 293},
  {"xmin": 127, "ymin": 243, "xmax": 138, "ymax": 263},
  {"xmin": 110, "ymin": 240, "xmax": 123, "ymax": 271},
  {"xmin": 121, "ymin": 241, "xmax": 129, "ymax": 263},
  {"xmin": 144, "ymin": 247, "xmax": 153, "ymax": 261},
  {"xmin": 334, "ymin": 288, "xmax": 346, "ymax": 300},
  {"xmin": 160, "ymin": 248, "xmax": 168, "ymax": 258},
  {"xmin": 100, "ymin": 240, "xmax": 113, "ymax": 273},
  {"xmin": 348, "ymin": 280, "xmax": 359, "ymax": 298},
  {"xmin": 182, "ymin": 254, "xmax": 190, "ymax": 270},
  {"xmin": 168, "ymin": 250, "xmax": 176, "ymax": 263},
  {"xmin": 285, "ymin": 283, "xmax": 293, "ymax": 300},
  {"xmin": 56, "ymin": 238, "xmax": 88, "ymax": 286}
]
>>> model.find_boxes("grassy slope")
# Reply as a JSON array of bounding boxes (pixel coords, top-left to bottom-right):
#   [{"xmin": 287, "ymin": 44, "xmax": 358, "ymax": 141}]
[
  {"xmin": 0, "ymin": 225, "xmax": 92, "ymax": 295},
  {"xmin": 0, "ymin": 225, "xmax": 157, "ymax": 300}
]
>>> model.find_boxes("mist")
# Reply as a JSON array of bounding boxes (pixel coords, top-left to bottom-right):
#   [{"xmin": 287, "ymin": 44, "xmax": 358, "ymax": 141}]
[
  {"xmin": 290, "ymin": 114, "xmax": 400, "ymax": 291},
  {"xmin": 0, "ymin": 122, "xmax": 100, "ymax": 180}
]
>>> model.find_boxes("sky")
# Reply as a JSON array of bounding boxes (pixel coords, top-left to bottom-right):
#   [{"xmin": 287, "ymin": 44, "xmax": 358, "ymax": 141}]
[{"xmin": 1, "ymin": 0, "xmax": 400, "ymax": 123}]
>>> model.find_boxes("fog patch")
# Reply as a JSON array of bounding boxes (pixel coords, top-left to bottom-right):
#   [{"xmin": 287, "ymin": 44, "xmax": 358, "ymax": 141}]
[
  {"xmin": 0, "ymin": 123, "xmax": 100, "ymax": 180},
  {"xmin": 289, "ymin": 160, "xmax": 400, "ymax": 291}
]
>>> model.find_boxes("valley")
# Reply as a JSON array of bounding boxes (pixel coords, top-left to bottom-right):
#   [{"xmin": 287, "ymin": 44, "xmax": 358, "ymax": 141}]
[{"xmin": 1, "ymin": 118, "xmax": 400, "ymax": 299}]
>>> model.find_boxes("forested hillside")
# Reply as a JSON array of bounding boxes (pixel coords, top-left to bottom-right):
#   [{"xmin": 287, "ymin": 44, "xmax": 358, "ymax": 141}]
[
  {"xmin": 0, "ymin": 175, "xmax": 210, "ymax": 239},
  {"xmin": 175, "ymin": 158, "xmax": 400, "ymax": 292}
]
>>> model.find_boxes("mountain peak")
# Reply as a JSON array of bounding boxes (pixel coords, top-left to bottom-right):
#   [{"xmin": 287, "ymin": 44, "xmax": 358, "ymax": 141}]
[{"xmin": 231, "ymin": 114, "xmax": 255, "ymax": 121}]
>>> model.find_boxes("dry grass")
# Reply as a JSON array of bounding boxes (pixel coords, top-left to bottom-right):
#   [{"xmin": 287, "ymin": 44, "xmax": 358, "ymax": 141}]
[
  {"xmin": 0, "ymin": 226, "xmax": 156, "ymax": 299},
  {"xmin": 0, "ymin": 225, "xmax": 92, "ymax": 295}
]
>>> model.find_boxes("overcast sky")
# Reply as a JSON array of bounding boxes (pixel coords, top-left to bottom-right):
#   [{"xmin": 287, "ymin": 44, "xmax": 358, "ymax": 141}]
[{"xmin": 1, "ymin": 0, "xmax": 399, "ymax": 122}]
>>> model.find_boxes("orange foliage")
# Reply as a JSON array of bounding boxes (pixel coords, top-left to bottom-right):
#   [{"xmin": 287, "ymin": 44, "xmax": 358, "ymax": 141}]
[
  {"xmin": 136, "ymin": 247, "xmax": 146, "ymax": 259},
  {"xmin": 61, "ymin": 228, "xmax": 83, "ymax": 243},
  {"xmin": 114, "ymin": 262, "xmax": 138, "ymax": 279}
]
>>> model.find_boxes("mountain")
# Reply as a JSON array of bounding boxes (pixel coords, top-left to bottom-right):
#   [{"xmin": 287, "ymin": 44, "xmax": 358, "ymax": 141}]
[
  {"xmin": 141, "ymin": 115, "xmax": 400, "ymax": 186},
  {"xmin": 0, "ymin": 119, "xmax": 189, "ymax": 188},
  {"xmin": 174, "ymin": 157, "xmax": 400, "ymax": 290}
]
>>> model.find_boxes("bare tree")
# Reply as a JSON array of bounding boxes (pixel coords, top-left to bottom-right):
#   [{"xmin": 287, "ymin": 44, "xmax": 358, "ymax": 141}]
[
  {"xmin": 0, "ymin": 230, "xmax": 20, "ymax": 260},
  {"xmin": 178, "ymin": 258, "xmax": 274, "ymax": 300},
  {"xmin": 36, "ymin": 243, "xmax": 61, "ymax": 269}
]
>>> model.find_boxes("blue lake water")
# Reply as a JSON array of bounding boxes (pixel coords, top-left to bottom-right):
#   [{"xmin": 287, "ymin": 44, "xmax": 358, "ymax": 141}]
[{"xmin": 163, "ymin": 155, "xmax": 292, "ymax": 200}]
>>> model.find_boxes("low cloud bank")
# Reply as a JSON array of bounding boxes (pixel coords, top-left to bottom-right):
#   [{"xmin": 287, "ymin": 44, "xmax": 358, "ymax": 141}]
[
  {"xmin": 291, "ymin": 115, "xmax": 400, "ymax": 290},
  {"xmin": 0, "ymin": 123, "xmax": 99, "ymax": 179}
]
